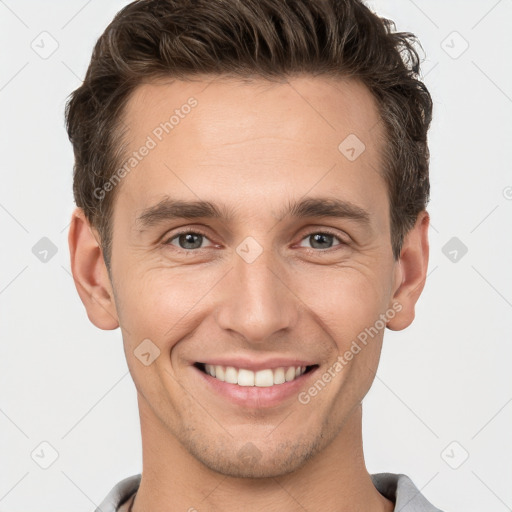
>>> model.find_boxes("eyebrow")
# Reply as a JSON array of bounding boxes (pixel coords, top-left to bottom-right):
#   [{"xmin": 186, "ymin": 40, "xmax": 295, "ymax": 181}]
[{"xmin": 135, "ymin": 195, "xmax": 371, "ymax": 230}]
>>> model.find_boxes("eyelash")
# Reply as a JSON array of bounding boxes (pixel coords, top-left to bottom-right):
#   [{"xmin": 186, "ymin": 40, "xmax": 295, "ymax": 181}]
[{"xmin": 163, "ymin": 227, "xmax": 348, "ymax": 255}]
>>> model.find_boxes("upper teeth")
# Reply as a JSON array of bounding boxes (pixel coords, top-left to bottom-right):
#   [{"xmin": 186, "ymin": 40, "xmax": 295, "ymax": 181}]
[{"xmin": 204, "ymin": 365, "xmax": 307, "ymax": 387}]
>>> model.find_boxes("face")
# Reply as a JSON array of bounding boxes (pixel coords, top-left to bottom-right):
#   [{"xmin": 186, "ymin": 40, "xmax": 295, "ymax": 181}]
[{"xmin": 104, "ymin": 75, "xmax": 403, "ymax": 478}]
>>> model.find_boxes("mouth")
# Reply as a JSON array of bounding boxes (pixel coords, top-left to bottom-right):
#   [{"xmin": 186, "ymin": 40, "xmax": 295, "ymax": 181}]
[{"xmin": 194, "ymin": 362, "xmax": 318, "ymax": 388}]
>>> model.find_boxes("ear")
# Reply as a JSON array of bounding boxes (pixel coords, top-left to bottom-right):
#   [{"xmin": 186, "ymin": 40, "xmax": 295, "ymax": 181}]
[
  {"xmin": 387, "ymin": 210, "xmax": 430, "ymax": 331},
  {"xmin": 68, "ymin": 207, "xmax": 119, "ymax": 330}
]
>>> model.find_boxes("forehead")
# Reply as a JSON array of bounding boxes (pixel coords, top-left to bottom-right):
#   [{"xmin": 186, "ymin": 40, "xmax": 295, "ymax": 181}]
[
  {"xmin": 123, "ymin": 74, "xmax": 384, "ymax": 152},
  {"xmin": 115, "ymin": 74, "xmax": 388, "ymax": 226}
]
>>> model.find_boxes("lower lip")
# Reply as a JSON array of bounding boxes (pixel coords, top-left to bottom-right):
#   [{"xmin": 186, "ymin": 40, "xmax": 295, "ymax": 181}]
[{"xmin": 193, "ymin": 365, "xmax": 319, "ymax": 408}]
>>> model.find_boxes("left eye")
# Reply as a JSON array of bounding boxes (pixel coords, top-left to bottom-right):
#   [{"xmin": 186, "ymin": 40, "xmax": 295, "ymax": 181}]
[{"xmin": 298, "ymin": 232, "xmax": 343, "ymax": 250}]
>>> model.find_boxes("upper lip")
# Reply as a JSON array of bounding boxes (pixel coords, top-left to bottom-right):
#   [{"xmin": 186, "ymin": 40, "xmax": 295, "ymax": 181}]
[{"xmin": 195, "ymin": 357, "xmax": 317, "ymax": 372}]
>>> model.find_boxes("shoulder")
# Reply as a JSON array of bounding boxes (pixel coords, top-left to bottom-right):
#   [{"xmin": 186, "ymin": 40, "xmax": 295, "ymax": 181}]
[
  {"xmin": 371, "ymin": 472, "xmax": 445, "ymax": 512},
  {"xmin": 94, "ymin": 474, "xmax": 141, "ymax": 512}
]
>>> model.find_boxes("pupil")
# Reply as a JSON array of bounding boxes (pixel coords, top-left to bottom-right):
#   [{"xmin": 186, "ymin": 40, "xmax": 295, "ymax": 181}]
[
  {"xmin": 311, "ymin": 233, "xmax": 332, "ymax": 249},
  {"xmin": 180, "ymin": 233, "xmax": 202, "ymax": 249}
]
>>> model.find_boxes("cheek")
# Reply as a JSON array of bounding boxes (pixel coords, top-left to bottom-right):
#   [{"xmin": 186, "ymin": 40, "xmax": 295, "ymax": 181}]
[
  {"xmin": 114, "ymin": 263, "xmax": 220, "ymax": 347},
  {"xmin": 113, "ymin": 248, "xmax": 393, "ymax": 357},
  {"xmin": 295, "ymin": 265, "xmax": 389, "ymax": 348}
]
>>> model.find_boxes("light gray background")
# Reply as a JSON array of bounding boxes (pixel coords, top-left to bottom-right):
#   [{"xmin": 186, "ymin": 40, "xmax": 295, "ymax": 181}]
[{"xmin": 1, "ymin": 1, "xmax": 511, "ymax": 511}]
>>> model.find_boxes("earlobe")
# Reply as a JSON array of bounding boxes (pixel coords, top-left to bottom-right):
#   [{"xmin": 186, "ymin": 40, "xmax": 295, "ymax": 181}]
[
  {"xmin": 68, "ymin": 207, "xmax": 119, "ymax": 330},
  {"xmin": 387, "ymin": 210, "xmax": 430, "ymax": 331}
]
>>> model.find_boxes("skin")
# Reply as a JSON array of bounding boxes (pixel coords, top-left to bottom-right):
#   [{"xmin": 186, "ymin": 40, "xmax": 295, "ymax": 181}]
[{"xmin": 69, "ymin": 75, "xmax": 429, "ymax": 512}]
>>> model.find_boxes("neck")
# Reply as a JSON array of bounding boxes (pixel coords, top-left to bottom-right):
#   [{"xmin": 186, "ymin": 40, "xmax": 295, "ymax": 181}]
[{"xmin": 131, "ymin": 397, "xmax": 394, "ymax": 512}]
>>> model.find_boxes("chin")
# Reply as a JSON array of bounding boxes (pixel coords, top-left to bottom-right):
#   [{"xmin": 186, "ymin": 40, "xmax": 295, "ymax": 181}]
[{"xmin": 185, "ymin": 434, "xmax": 325, "ymax": 479}]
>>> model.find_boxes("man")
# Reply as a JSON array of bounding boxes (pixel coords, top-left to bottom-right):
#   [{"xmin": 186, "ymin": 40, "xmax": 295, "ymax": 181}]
[{"xmin": 65, "ymin": 0, "xmax": 442, "ymax": 510}]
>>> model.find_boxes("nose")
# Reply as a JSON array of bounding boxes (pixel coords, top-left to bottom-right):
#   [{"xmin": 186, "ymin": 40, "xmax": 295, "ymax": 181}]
[{"xmin": 214, "ymin": 244, "xmax": 299, "ymax": 343}]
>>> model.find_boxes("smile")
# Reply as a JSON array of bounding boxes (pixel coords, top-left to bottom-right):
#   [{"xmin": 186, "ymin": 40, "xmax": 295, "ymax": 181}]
[
  {"xmin": 193, "ymin": 361, "xmax": 319, "ymax": 408},
  {"xmin": 196, "ymin": 363, "xmax": 313, "ymax": 387}
]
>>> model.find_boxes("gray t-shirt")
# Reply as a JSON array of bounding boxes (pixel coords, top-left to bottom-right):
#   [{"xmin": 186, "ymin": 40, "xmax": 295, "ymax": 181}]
[{"xmin": 95, "ymin": 472, "xmax": 444, "ymax": 511}]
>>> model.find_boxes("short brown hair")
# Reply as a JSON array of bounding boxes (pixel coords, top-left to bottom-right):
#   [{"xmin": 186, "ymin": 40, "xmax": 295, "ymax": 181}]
[{"xmin": 65, "ymin": 0, "xmax": 433, "ymax": 271}]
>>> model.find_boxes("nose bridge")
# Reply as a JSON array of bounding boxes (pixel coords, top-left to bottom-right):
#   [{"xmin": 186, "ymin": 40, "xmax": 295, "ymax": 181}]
[{"xmin": 215, "ymin": 239, "xmax": 298, "ymax": 342}]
